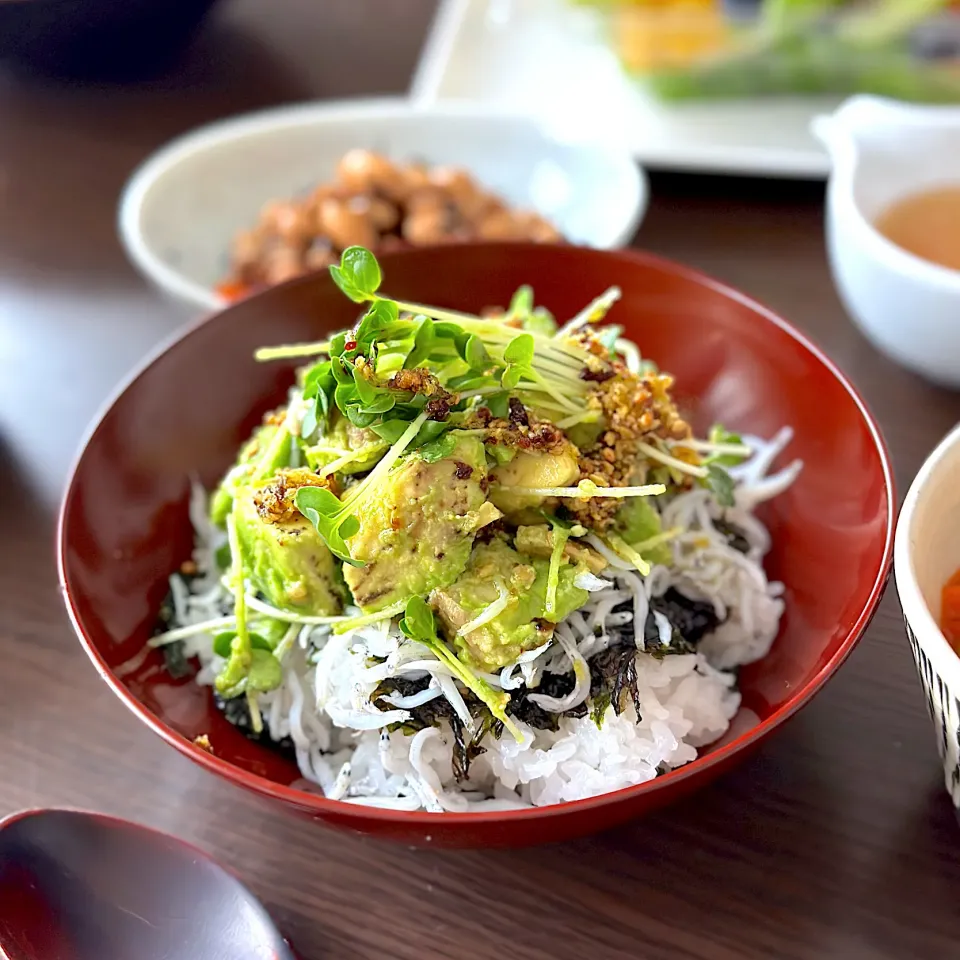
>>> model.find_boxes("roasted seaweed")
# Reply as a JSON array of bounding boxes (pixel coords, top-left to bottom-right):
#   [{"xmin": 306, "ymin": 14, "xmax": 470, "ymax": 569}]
[
  {"xmin": 154, "ymin": 589, "xmax": 196, "ymax": 679},
  {"xmin": 508, "ymin": 671, "xmax": 584, "ymax": 731},
  {"xmin": 587, "ymin": 644, "xmax": 642, "ymax": 726},
  {"xmin": 374, "ymin": 676, "xmax": 500, "ymax": 782},
  {"xmin": 713, "ymin": 518, "xmax": 750, "ymax": 554},
  {"xmin": 214, "ymin": 691, "xmax": 296, "ymax": 757},
  {"xmin": 162, "ymin": 641, "xmax": 196, "ymax": 680},
  {"xmin": 650, "ymin": 588, "xmax": 720, "ymax": 648},
  {"xmin": 374, "ymin": 670, "xmax": 584, "ymax": 778},
  {"xmin": 371, "ymin": 584, "xmax": 725, "ymax": 765}
]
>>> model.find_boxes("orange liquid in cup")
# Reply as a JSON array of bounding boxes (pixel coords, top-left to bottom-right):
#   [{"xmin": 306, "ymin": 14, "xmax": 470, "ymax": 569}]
[
  {"xmin": 874, "ymin": 186, "xmax": 960, "ymax": 273},
  {"xmin": 941, "ymin": 568, "xmax": 960, "ymax": 651}
]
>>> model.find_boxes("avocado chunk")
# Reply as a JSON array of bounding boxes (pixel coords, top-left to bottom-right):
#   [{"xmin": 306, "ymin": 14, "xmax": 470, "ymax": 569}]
[
  {"xmin": 343, "ymin": 435, "xmax": 495, "ymax": 612},
  {"xmin": 233, "ymin": 481, "xmax": 343, "ymax": 616},
  {"xmin": 612, "ymin": 497, "xmax": 672, "ymax": 566},
  {"xmin": 432, "ymin": 540, "xmax": 590, "ymax": 671},
  {"xmin": 514, "ymin": 525, "xmax": 607, "ymax": 573},
  {"xmin": 210, "ymin": 417, "xmax": 291, "ymax": 527},
  {"xmin": 488, "ymin": 445, "xmax": 580, "ymax": 522}
]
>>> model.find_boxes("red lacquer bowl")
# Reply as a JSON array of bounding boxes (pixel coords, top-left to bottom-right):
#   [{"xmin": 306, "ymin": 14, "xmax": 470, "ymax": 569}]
[{"xmin": 58, "ymin": 243, "xmax": 895, "ymax": 847}]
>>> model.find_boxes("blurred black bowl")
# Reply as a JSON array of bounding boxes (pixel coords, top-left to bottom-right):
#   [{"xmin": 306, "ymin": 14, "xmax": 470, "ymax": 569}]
[{"xmin": 0, "ymin": 0, "xmax": 223, "ymax": 81}]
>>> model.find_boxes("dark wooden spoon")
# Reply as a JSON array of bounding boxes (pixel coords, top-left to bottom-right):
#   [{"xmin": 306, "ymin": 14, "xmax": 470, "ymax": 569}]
[{"xmin": 0, "ymin": 808, "xmax": 296, "ymax": 960}]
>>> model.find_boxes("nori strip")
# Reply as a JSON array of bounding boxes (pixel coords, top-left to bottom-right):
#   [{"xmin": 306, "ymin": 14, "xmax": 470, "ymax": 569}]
[
  {"xmin": 508, "ymin": 671, "xmax": 584, "ymax": 731},
  {"xmin": 162, "ymin": 641, "xmax": 195, "ymax": 680},
  {"xmin": 214, "ymin": 691, "xmax": 296, "ymax": 758},
  {"xmin": 154, "ymin": 588, "xmax": 196, "ymax": 679},
  {"xmin": 713, "ymin": 517, "xmax": 751, "ymax": 554},
  {"xmin": 587, "ymin": 644, "xmax": 642, "ymax": 725},
  {"xmin": 650, "ymin": 589, "xmax": 720, "ymax": 648}
]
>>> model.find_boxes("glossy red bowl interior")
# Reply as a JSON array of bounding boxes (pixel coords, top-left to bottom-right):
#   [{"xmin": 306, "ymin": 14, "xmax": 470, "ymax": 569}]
[{"xmin": 58, "ymin": 243, "xmax": 894, "ymax": 847}]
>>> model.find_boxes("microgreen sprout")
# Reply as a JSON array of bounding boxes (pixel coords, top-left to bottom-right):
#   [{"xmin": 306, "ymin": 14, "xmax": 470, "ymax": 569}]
[
  {"xmin": 295, "ymin": 412, "xmax": 428, "ymax": 564},
  {"xmin": 603, "ymin": 532, "xmax": 652, "ymax": 577},
  {"xmin": 211, "ymin": 513, "xmax": 285, "ymax": 731},
  {"xmin": 495, "ymin": 479, "xmax": 666, "ymax": 500},
  {"xmin": 705, "ymin": 463, "xmax": 736, "ymax": 507},
  {"xmin": 556, "ymin": 285, "xmax": 622, "ymax": 338},
  {"xmin": 545, "ymin": 522, "xmax": 571, "ymax": 617},
  {"xmin": 255, "ymin": 246, "xmax": 602, "ymax": 434},
  {"xmin": 670, "ymin": 424, "xmax": 749, "ymax": 508},
  {"xmin": 399, "ymin": 596, "xmax": 522, "ymax": 741}
]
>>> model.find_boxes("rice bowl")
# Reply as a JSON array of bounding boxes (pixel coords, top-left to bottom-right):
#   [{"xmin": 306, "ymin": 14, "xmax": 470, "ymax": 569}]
[
  {"xmin": 59, "ymin": 242, "xmax": 893, "ymax": 846},
  {"xmin": 149, "ymin": 246, "xmax": 801, "ymax": 812}
]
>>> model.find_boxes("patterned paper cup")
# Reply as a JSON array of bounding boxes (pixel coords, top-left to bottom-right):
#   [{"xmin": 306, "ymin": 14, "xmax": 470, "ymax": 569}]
[{"xmin": 896, "ymin": 422, "xmax": 960, "ymax": 805}]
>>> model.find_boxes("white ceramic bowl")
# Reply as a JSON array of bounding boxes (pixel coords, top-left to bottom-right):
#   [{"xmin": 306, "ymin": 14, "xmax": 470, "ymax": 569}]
[
  {"xmin": 896, "ymin": 421, "xmax": 960, "ymax": 807},
  {"xmin": 118, "ymin": 98, "xmax": 647, "ymax": 313},
  {"xmin": 813, "ymin": 97, "xmax": 960, "ymax": 388}
]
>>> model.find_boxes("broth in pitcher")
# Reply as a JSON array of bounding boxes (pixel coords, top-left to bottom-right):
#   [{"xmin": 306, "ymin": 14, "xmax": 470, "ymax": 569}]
[{"xmin": 875, "ymin": 186, "xmax": 960, "ymax": 273}]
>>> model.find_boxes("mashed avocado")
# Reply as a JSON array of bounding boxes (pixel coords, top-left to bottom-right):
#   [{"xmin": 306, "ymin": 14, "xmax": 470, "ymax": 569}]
[
  {"xmin": 612, "ymin": 497, "xmax": 672, "ymax": 567},
  {"xmin": 343, "ymin": 435, "xmax": 499, "ymax": 612},
  {"xmin": 233, "ymin": 484, "xmax": 343, "ymax": 615},
  {"xmin": 210, "ymin": 417, "xmax": 291, "ymax": 527},
  {"xmin": 488, "ymin": 446, "xmax": 580, "ymax": 522},
  {"xmin": 432, "ymin": 539, "xmax": 590, "ymax": 671}
]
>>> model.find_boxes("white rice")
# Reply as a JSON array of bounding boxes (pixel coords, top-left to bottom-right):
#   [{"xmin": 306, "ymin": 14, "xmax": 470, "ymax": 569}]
[{"xmin": 163, "ymin": 430, "xmax": 799, "ymax": 811}]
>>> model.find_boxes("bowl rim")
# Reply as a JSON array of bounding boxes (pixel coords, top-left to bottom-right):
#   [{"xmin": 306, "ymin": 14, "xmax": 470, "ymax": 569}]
[
  {"xmin": 895, "ymin": 421, "xmax": 960, "ymax": 687},
  {"xmin": 58, "ymin": 242, "xmax": 896, "ymax": 827},
  {"xmin": 117, "ymin": 95, "xmax": 648, "ymax": 312}
]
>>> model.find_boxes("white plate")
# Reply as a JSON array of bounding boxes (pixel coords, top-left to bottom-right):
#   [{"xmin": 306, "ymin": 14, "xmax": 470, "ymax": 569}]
[
  {"xmin": 118, "ymin": 98, "xmax": 647, "ymax": 313},
  {"xmin": 411, "ymin": 0, "xmax": 839, "ymax": 179}
]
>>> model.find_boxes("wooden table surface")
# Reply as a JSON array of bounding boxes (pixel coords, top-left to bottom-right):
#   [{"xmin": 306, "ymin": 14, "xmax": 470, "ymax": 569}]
[{"xmin": 3, "ymin": 2, "xmax": 960, "ymax": 958}]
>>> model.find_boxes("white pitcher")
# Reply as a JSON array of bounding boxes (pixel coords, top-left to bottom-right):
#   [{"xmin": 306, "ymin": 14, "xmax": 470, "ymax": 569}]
[{"xmin": 813, "ymin": 96, "xmax": 960, "ymax": 387}]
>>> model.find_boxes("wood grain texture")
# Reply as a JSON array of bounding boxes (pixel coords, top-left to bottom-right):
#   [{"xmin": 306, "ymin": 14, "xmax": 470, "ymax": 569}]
[{"xmin": 3, "ymin": 2, "xmax": 960, "ymax": 958}]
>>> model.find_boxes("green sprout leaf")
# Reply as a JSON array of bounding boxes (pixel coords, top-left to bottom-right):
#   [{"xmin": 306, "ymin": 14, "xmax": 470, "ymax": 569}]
[
  {"xmin": 464, "ymin": 334, "xmax": 491, "ymax": 371},
  {"xmin": 503, "ymin": 333, "xmax": 535, "ymax": 366},
  {"xmin": 351, "ymin": 364, "xmax": 379, "ymax": 405},
  {"xmin": 413, "ymin": 419, "xmax": 451, "ymax": 446},
  {"xmin": 434, "ymin": 322, "xmax": 471, "ymax": 356},
  {"xmin": 294, "ymin": 486, "xmax": 363, "ymax": 566},
  {"xmin": 501, "ymin": 366, "xmax": 523, "ymax": 389},
  {"xmin": 246, "ymin": 648, "xmax": 283, "ymax": 693},
  {"xmin": 371, "ymin": 419, "xmax": 410, "ymax": 444},
  {"xmin": 501, "ymin": 333, "xmax": 535, "ymax": 389},
  {"xmin": 358, "ymin": 393, "xmax": 396, "ymax": 416},
  {"xmin": 404, "ymin": 317, "xmax": 435, "ymax": 369},
  {"xmin": 214, "ymin": 543, "xmax": 232, "ymax": 571},
  {"xmin": 705, "ymin": 463, "xmax": 736, "ymax": 508},
  {"xmin": 338, "ymin": 514, "xmax": 361, "ymax": 539},
  {"xmin": 334, "ymin": 384, "xmax": 357, "ymax": 417},
  {"xmin": 300, "ymin": 400, "xmax": 320, "ymax": 441},
  {"xmin": 398, "ymin": 597, "xmax": 522, "ymax": 742},
  {"xmin": 506, "ymin": 285, "xmax": 533, "ymax": 321},
  {"xmin": 213, "ymin": 630, "xmax": 235, "ymax": 659},
  {"xmin": 486, "ymin": 392, "xmax": 511, "ymax": 419},
  {"xmin": 302, "ymin": 360, "xmax": 334, "ymax": 401},
  {"xmin": 213, "ymin": 631, "xmax": 272, "ymax": 659},
  {"xmin": 331, "ymin": 356, "xmax": 354, "ymax": 386},
  {"xmin": 419, "ymin": 432, "xmax": 457, "ymax": 463},
  {"xmin": 399, "ymin": 595, "xmax": 435, "ymax": 641},
  {"xmin": 301, "ymin": 361, "xmax": 336, "ymax": 440},
  {"xmin": 329, "ymin": 245, "xmax": 382, "ymax": 303},
  {"xmin": 329, "ymin": 332, "xmax": 347, "ymax": 358},
  {"xmin": 525, "ymin": 307, "xmax": 557, "ymax": 336},
  {"xmin": 354, "ymin": 298, "xmax": 399, "ymax": 347},
  {"xmin": 705, "ymin": 424, "xmax": 748, "ymax": 467}
]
